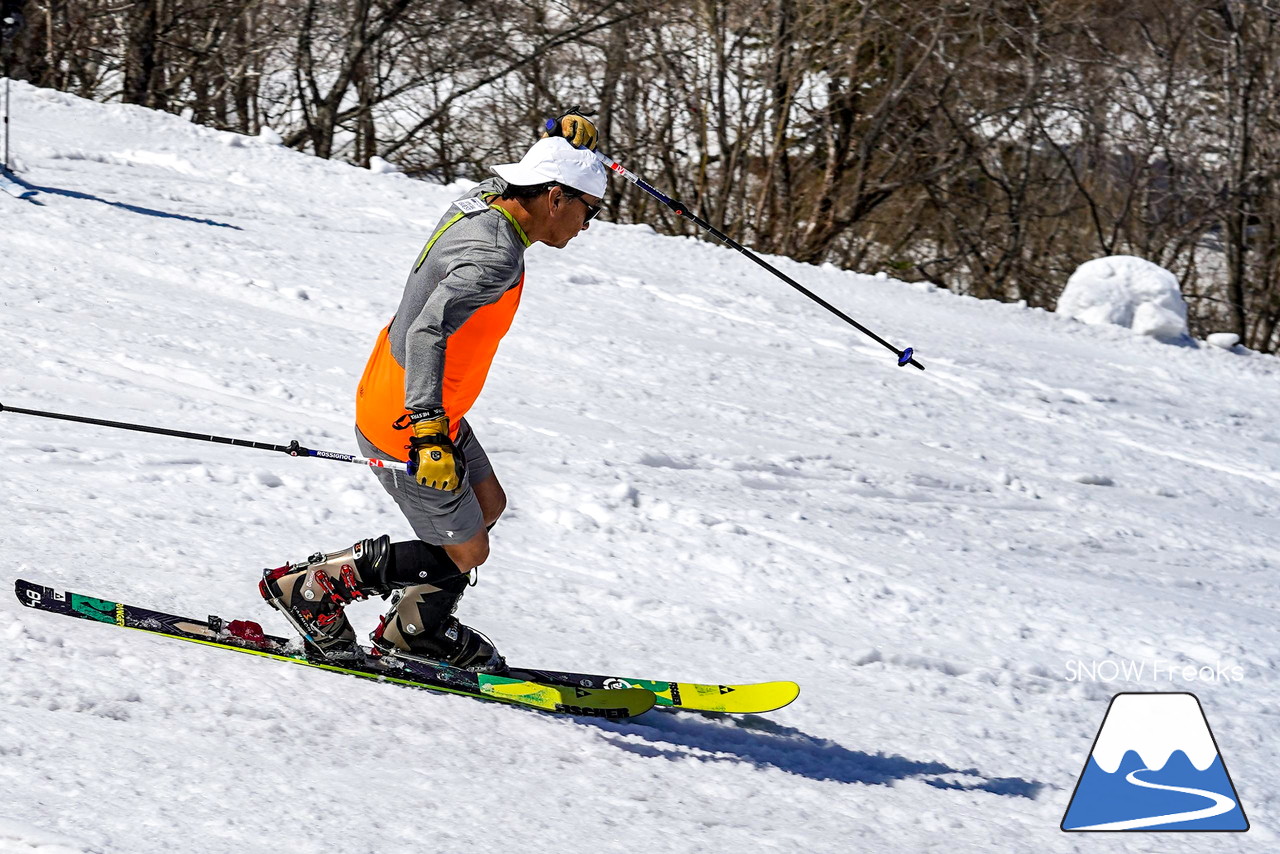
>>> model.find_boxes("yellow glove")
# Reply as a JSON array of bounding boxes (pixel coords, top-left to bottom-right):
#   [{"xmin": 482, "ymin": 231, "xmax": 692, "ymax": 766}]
[
  {"xmin": 542, "ymin": 107, "xmax": 598, "ymax": 151},
  {"xmin": 405, "ymin": 412, "xmax": 465, "ymax": 492}
]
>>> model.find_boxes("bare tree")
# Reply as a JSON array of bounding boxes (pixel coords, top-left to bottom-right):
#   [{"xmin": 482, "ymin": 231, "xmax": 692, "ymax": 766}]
[{"xmin": 7, "ymin": 0, "xmax": 1280, "ymax": 350}]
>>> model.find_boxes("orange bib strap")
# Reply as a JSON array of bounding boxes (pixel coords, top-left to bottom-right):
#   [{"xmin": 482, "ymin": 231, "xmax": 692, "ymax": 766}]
[{"xmin": 356, "ymin": 322, "xmax": 413, "ymax": 462}]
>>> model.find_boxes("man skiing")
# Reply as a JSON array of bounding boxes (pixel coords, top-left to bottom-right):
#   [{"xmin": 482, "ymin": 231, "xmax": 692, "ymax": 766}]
[{"xmin": 260, "ymin": 111, "xmax": 605, "ymax": 673}]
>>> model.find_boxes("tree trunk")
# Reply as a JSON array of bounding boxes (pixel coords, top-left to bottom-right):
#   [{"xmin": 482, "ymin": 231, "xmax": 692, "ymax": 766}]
[{"xmin": 124, "ymin": 0, "xmax": 162, "ymax": 107}]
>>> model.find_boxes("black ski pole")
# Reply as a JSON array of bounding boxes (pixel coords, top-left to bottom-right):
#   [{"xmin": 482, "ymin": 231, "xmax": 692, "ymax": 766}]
[
  {"xmin": 592, "ymin": 149, "xmax": 924, "ymax": 370},
  {"xmin": 2, "ymin": 52, "xmax": 8, "ymax": 173},
  {"xmin": 0, "ymin": 402, "xmax": 395, "ymax": 470},
  {"xmin": 2, "ymin": 12, "xmax": 13, "ymax": 172}
]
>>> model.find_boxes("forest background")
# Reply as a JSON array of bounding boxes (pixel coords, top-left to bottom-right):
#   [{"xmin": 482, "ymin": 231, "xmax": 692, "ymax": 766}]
[{"xmin": 3, "ymin": 0, "xmax": 1278, "ymax": 351}]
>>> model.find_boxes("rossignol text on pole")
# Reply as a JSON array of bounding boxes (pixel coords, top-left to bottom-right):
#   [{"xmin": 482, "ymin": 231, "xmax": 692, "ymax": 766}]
[
  {"xmin": 0, "ymin": 402, "xmax": 393, "ymax": 469},
  {"xmin": 592, "ymin": 149, "xmax": 924, "ymax": 370}
]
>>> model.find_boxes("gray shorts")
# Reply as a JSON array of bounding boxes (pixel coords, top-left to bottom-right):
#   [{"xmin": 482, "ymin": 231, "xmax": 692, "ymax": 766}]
[{"xmin": 355, "ymin": 418, "xmax": 494, "ymax": 546}]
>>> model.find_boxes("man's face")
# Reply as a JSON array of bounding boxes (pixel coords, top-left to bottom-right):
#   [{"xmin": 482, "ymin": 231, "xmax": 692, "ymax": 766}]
[{"xmin": 544, "ymin": 186, "xmax": 602, "ymax": 248}]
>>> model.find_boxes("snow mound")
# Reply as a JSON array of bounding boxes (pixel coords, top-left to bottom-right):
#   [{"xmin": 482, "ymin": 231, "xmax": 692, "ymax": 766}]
[
  {"xmin": 367, "ymin": 155, "xmax": 401, "ymax": 174},
  {"xmin": 1056, "ymin": 256, "xmax": 1188, "ymax": 340}
]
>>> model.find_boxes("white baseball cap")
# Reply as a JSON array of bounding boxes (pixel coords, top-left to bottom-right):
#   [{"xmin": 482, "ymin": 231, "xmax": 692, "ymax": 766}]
[{"xmin": 492, "ymin": 136, "xmax": 608, "ymax": 198}]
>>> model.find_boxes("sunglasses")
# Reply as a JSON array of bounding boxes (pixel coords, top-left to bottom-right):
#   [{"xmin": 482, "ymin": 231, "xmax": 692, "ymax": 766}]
[{"xmin": 564, "ymin": 191, "xmax": 602, "ymax": 223}]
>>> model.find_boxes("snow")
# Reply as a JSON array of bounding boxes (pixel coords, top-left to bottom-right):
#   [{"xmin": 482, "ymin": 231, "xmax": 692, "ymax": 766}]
[
  {"xmin": 1056, "ymin": 255, "xmax": 1189, "ymax": 340},
  {"xmin": 367, "ymin": 155, "xmax": 402, "ymax": 175},
  {"xmin": 1, "ymin": 80, "xmax": 1277, "ymax": 851}
]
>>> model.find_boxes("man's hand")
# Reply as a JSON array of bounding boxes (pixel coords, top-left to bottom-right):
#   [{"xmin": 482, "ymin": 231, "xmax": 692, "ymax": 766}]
[
  {"xmin": 543, "ymin": 107, "xmax": 598, "ymax": 151},
  {"xmin": 405, "ymin": 412, "xmax": 465, "ymax": 491}
]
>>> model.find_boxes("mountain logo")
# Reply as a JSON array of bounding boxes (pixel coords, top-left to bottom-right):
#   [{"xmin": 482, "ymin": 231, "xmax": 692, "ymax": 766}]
[{"xmin": 1062, "ymin": 692, "xmax": 1248, "ymax": 832}]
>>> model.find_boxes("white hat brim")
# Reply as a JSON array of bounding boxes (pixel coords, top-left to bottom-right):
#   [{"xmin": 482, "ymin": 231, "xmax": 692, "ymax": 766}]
[
  {"xmin": 490, "ymin": 136, "xmax": 607, "ymax": 197},
  {"xmin": 491, "ymin": 161, "xmax": 547, "ymax": 187}
]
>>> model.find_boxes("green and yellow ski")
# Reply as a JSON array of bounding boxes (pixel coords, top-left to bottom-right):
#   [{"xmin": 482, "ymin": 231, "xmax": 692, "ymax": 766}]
[
  {"xmin": 14, "ymin": 579, "xmax": 653, "ymax": 719},
  {"xmin": 15, "ymin": 578, "xmax": 798, "ymax": 716},
  {"xmin": 506, "ymin": 667, "xmax": 800, "ymax": 714}
]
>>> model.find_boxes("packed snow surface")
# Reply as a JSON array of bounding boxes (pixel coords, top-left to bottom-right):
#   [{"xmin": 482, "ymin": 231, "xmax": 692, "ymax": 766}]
[
  {"xmin": 1057, "ymin": 255, "xmax": 1189, "ymax": 339},
  {"xmin": 1, "ymin": 83, "xmax": 1277, "ymax": 852}
]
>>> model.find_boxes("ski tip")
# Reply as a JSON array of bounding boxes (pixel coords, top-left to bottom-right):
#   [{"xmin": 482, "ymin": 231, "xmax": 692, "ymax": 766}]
[
  {"xmin": 665, "ymin": 680, "xmax": 800, "ymax": 715},
  {"xmin": 752, "ymin": 680, "xmax": 800, "ymax": 713}
]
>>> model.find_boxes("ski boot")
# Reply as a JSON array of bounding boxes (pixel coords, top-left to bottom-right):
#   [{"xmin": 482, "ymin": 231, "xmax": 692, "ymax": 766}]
[
  {"xmin": 259, "ymin": 535, "xmax": 393, "ymax": 662},
  {"xmin": 370, "ymin": 573, "xmax": 506, "ymax": 674}
]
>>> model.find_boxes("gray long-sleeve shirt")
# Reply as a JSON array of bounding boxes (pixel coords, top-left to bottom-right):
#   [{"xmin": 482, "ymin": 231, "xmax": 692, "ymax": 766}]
[{"xmin": 389, "ymin": 177, "xmax": 529, "ymax": 412}]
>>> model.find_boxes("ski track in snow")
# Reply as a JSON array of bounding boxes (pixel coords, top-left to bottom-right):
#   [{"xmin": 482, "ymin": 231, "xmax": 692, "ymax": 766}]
[{"xmin": 1, "ymin": 82, "xmax": 1277, "ymax": 852}]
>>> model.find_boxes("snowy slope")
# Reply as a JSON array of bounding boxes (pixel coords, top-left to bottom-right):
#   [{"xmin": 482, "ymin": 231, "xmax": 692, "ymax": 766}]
[{"xmin": 1, "ymin": 82, "xmax": 1277, "ymax": 853}]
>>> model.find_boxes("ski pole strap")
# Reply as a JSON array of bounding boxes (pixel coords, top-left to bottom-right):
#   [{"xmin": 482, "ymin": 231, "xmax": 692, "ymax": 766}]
[
  {"xmin": 593, "ymin": 150, "xmax": 924, "ymax": 371},
  {"xmin": 0, "ymin": 403, "xmax": 391, "ymax": 469}
]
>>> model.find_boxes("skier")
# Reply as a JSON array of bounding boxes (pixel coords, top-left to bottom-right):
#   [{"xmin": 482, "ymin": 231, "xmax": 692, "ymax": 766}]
[{"xmin": 261, "ymin": 111, "xmax": 604, "ymax": 673}]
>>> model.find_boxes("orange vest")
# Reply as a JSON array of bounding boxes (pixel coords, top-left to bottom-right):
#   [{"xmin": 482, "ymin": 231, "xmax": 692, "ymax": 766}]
[{"xmin": 356, "ymin": 279, "xmax": 524, "ymax": 461}]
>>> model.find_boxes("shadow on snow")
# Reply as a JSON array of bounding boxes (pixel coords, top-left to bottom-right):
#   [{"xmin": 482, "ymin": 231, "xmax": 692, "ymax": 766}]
[
  {"xmin": 19, "ymin": 177, "xmax": 242, "ymax": 230},
  {"xmin": 592, "ymin": 711, "xmax": 1043, "ymax": 798}
]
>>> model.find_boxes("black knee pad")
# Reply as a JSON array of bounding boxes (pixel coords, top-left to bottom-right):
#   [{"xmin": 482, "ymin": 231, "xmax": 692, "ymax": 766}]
[{"xmin": 386, "ymin": 539, "xmax": 463, "ymax": 588}]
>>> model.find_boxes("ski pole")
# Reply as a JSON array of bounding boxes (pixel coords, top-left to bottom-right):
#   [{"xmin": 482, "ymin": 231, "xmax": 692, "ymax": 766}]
[
  {"xmin": 3, "ymin": 58, "xmax": 9, "ymax": 172},
  {"xmin": 591, "ymin": 149, "xmax": 924, "ymax": 370},
  {"xmin": 2, "ymin": 18, "xmax": 12, "ymax": 172},
  {"xmin": 0, "ymin": 402, "xmax": 393, "ymax": 469}
]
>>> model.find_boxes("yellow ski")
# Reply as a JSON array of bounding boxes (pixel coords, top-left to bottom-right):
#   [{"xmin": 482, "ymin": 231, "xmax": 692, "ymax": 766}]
[{"xmin": 508, "ymin": 667, "xmax": 800, "ymax": 714}]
